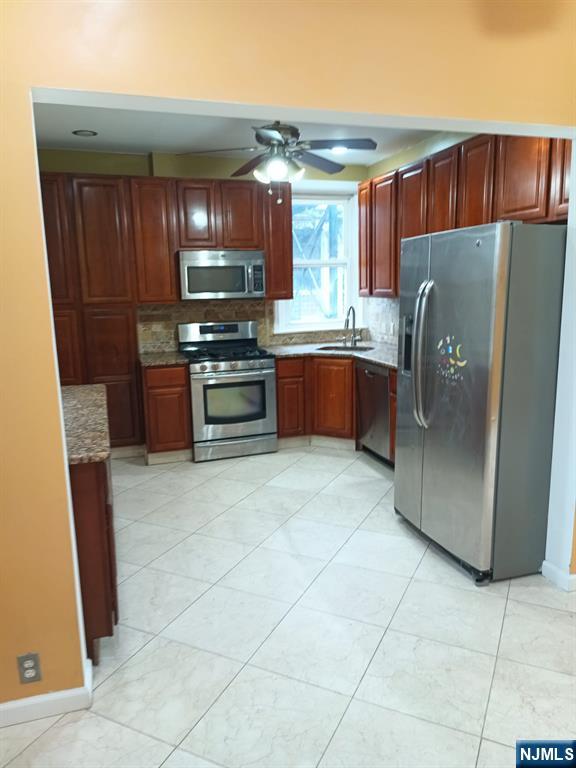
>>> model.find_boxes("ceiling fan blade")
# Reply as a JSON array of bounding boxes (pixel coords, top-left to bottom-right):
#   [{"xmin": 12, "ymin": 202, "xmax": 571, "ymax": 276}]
[
  {"xmin": 231, "ymin": 153, "xmax": 267, "ymax": 177},
  {"xmin": 303, "ymin": 138, "xmax": 377, "ymax": 151},
  {"xmin": 254, "ymin": 126, "xmax": 284, "ymax": 144},
  {"xmin": 294, "ymin": 151, "xmax": 344, "ymax": 175},
  {"xmin": 177, "ymin": 147, "xmax": 257, "ymax": 156}
]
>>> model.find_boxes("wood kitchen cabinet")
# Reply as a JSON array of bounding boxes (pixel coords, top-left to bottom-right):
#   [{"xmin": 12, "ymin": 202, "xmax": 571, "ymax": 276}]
[
  {"xmin": 40, "ymin": 173, "xmax": 78, "ymax": 304},
  {"xmin": 358, "ymin": 180, "xmax": 372, "ymax": 296},
  {"xmin": 276, "ymin": 357, "xmax": 306, "ymax": 437},
  {"xmin": 397, "ymin": 161, "xmax": 428, "ymax": 242},
  {"xmin": 142, "ymin": 365, "xmax": 192, "ymax": 453},
  {"xmin": 72, "ymin": 176, "xmax": 135, "ymax": 303},
  {"xmin": 177, "ymin": 179, "xmax": 220, "ymax": 248},
  {"xmin": 53, "ymin": 309, "xmax": 84, "ymax": 385},
  {"xmin": 427, "ymin": 146, "xmax": 458, "ymax": 233},
  {"xmin": 220, "ymin": 181, "xmax": 263, "ymax": 248},
  {"xmin": 264, "ymin": 183, "xmax": 293, "ymax": 300},
  {"xmin": 83, "ymin": 306, "xmax": 141, "ymax": 446},
  {"xmin": 371, "ymin": 172, "xmax": 397, "ymax": 297},
  {"xmin": 69, "ymin": 459, "xmax": 117, "ymax": 662},
  {"xmin": 311, "ymin": 357, "xmax": 355, "ymax": 439},
  {"xmin": 131, "ymin": 177, "xmax": 178, "ymax": 303},
  {"xmin": 493, "ymin": 136, "xmax": 551, "ymax": 221},
  {"xmin": 456, "ymin": 134, "xmax": 496, "ymax": 227},
  {"xmin": 548, "ymin": 139, "xmax": 571, "ymax": 221}
]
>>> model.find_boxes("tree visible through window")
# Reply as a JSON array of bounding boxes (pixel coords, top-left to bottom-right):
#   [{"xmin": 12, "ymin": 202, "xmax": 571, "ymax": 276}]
[{"xmin": 275, "ymin": 196, "xmax": 356, "ymax": 332}]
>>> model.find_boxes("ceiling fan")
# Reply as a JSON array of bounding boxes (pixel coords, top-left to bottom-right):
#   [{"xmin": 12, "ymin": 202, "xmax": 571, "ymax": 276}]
[{"xmin": 183, "ymin": 121, "xmax": 378, "ymax": 183}]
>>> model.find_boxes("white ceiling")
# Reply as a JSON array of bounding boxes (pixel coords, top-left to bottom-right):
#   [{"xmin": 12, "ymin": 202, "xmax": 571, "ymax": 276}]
[{"xmin": 33, "ymin": 104, "xmax": 433, "ymax": 166}]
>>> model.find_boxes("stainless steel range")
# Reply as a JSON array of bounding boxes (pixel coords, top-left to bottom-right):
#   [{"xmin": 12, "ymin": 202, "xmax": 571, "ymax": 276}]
[{"xmin": 178, "ymin": 321, "xmax": 277, "ymax": 462}]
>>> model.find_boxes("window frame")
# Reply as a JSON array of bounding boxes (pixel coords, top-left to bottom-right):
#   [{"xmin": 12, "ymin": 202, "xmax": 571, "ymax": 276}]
[{"xmin": 274, "ymin": 193, "xmax": 359, "ymax": 334}]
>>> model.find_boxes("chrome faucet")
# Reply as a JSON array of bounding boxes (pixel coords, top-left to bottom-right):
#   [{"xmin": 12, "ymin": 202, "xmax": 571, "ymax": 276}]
[{"xmin": 343, "ymin": 305, "xmax": 362, "ymax": 347}]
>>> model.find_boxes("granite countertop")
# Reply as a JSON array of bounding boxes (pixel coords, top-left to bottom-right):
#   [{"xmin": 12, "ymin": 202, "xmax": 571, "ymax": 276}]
[
  {"xmin": 265, "ymin": 342, "xmax": 398, "ymax": 368},
  {"xmin": 140, "ymin": 351, "xmax": 188, "ymax": 367},
  {"xmin": 61, "ymin": 385, "xmax": 111, "ymax": 465},
  {"xmin": 139, "ymin": 342, "xmax": 398, "ymax": 369}
]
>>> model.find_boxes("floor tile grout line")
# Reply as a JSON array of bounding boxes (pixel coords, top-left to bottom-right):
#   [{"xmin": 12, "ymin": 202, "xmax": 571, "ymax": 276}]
[
  {"xmin": 474, "ymin": 573, "xmax": 510, "ymax": 767},
  {"xmin": 3, "ymin": 714, "xmax": 67, "ymax": 768},
  {"xmin": 314, "ymin": 538, "xmax": 428, "ymax": 767}
]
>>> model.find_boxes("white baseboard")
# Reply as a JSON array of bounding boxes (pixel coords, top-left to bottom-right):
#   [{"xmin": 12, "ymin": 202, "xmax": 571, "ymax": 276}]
[
  {"xmin": 146, "ymin": 448, "xmax": 192, "ymax": 465},
  {"xmin": 110, "ymin": 444, "xmax": 145, "ymax": 459},
  {"xmin": 542, "ymin": 560, "xmax": 576, "ymax": 592},
  {"xmin": 0, "ymin": 660, "xmax": 92, "ymax": 727}
]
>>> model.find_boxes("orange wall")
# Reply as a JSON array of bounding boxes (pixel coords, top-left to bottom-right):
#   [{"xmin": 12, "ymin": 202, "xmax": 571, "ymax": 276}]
[{"xmin": 1, "ymin": 0, "xmax": 575, "ymax": 704}]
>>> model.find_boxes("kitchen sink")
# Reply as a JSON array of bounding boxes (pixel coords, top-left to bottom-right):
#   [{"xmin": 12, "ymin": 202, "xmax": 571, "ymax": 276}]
[{"xmin": 317, "ymin": 345, "xmax": 375, "ymax": 352}]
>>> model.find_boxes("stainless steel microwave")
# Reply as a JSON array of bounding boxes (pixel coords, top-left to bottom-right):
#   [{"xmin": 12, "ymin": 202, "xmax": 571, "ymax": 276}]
[{"xmin": 179, "ymin": 250, "xmax": 266, "ymax": 300}]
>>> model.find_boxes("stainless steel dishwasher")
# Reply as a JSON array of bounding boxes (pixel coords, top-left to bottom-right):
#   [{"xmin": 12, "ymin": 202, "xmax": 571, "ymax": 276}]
[{"xmin": 356, "ymin": 361, "xmax": 391, "ymax": 462}]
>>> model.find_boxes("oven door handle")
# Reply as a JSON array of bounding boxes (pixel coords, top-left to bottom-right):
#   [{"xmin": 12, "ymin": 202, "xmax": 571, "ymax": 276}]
[{"xmin": 190, "ymin": 368, "xmax": 276, "ymax": 382}]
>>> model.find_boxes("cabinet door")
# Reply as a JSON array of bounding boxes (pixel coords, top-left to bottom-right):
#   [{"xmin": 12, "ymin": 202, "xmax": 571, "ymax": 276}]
[
  {"xmin": 264, "ymin": 183, "xmax": 293, "ymax": 299},
  {"xmin": 177, "ymin": 180, "xmax": 220, "ymax": 247},
  {"xmin": 53, "ymin": 308, "xmax": 84, "ymax": 384},
  {"xmin": 40, "ymin": 174, "xmax": 78, "ymax": 304},
  {"xmin": 398, "ymin": 161, "xmax": 428, "ymax": 240},
  {"xmin": 131, "ymin": 178, "xmax": 178, "ymax": 302},
  {"xmin": 276, "ymin": 358, "xmax": 306, "ymax": 437},
  {"xmin": 220, "ymin": 181, "xmax": 263, "ymax": 248},
  {"xmin": 494, "ymin": 136, "xmax": 551, "ymax": 221},
  {"xmin": 358, "ymin": 181, "xmax": 372, "ymax": 296},
  {"xmin": 548, "ymin": 139, "xmax": 571, "ymax": 220},
  {"xmin": 83, "ymin": 306, "xmax": 141, "ymax": 446},
  {"xmin": 312, "ymin": 357, "xmax": 354, "ymax": 438},
  {"xmin": 72, "ymin": 177, "xmax": 134, "ymax": 303},
  {"xmin": 457, "ymin": 135, "xmax": 495, "ymax": 227},
  {"xmin": 371, "ymin": 172, "xmax": 397, "ymax": 297},
  {"xmin": 143, "ymin": 366, "xmax": 191, "ymax": 452},
  {"xmin": 427, "ymin": 146, "xmax": 458, "ymax": 233}
]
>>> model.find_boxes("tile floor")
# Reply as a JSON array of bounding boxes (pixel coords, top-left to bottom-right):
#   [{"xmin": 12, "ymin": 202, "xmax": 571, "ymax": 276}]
[{"xmin": 2, "ymin": 446, "xmax": 575, "ymax": 768}]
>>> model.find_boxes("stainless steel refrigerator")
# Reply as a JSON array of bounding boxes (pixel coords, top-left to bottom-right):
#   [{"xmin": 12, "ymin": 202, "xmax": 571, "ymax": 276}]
[{"xmin": 395, "ymin": 222, "xmax": 566, "ymax": 582}]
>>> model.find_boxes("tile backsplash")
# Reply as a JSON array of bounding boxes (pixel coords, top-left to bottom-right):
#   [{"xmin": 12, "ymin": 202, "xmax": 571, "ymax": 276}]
[{"xmin": 137, "ymin": 297, "xmax": 399, "ymax": 353}]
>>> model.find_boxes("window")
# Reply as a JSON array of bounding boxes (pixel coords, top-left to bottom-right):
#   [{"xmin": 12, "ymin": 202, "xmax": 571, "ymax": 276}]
[{"xmin": 275, "ymin": 195, "xmax": 358, "ymax": 333}]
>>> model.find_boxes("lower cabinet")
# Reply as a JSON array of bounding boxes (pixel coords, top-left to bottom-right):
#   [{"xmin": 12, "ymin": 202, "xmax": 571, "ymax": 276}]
[
  {"xmin": 68, "ymin": 459, "xmax": 117, "ymax": 662},
  {"xmin": 142, "ymin": 365, "xmax": 192, "ymax": 453},
  {"xmin": 276, "ymin": 358, "xmax": 306, "ymax": 438},
  {"xmin": 53, "ymin": 307, "xmax": 84, "ymax": 384},
  {"xmin": 312, "ymin": 357, "xmax": 355, "ymax": 438}
]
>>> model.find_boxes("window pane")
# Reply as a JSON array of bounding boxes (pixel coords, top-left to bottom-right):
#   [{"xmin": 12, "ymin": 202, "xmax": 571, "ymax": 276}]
[
  {"xmin": 292, "ymin": 201, "xmax": 344, "ymax": 262},
  {"xmin": 286, "ymin": 265, "xmax": 348, "ymax": 324}
]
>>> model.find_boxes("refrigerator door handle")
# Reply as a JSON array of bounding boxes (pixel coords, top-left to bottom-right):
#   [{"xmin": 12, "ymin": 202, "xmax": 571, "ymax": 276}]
[
  {"xmin": 416, "ymin": 279, "xmax": 435, "ymax": 429},
  {"xmin": 411, "ymin": 281, "xmax": 427, "ymax": 427}
]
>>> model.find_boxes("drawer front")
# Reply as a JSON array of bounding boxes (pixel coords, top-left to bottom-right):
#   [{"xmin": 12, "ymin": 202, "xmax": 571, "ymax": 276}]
[
  {"xmin": 276, "ymin": 357, "xmax": 305, "ymax": 378},
  {"xmin": 145, "ymin": 365, "xmax": 188, "ymax": 388}
]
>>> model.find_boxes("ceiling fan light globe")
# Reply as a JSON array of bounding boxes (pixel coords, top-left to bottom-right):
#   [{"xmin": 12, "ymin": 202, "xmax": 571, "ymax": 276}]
[
  {"xmin": 253, "ymin": 168, "xmax": 271, "ymax": 184},
  {"xmin": 266, "ymin": 157, "xmax": 289, "ymax": 181}
]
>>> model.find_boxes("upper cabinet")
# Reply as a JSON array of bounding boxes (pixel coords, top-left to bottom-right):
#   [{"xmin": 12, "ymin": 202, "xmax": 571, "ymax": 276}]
[
  {"xmin": 220, "ymin": 181, "xmax": 263, "ymax": 248},
  {"xmin": 40, "ymin": 173, "xmax": 78, "ymax": 304},
  {"xmin": 548, "ymin": 139, "xmax": 571, "ymax": 221},
  {"xmin": 177, "ymin": 180, "xmax": 220, "ymax": 248},
  {"xmin": 456, "ymin": 134, "xmax": 495, "ymax": 227},
  {"xmin": 493, "ymin": 136, "xmax": 551, "ymax": 221},
  {"xmin": 131, "ymin": 178, "xmax": 178, "ymax": 303},
  {"xmin": 397, "ymin": 161, "xmax": 428, "ymax": 241},
  {"xmin": 427, "ymin": 146, "xmax": 458, "ymax": 233},
  {"xmin": 264, "ymin": 183, "xmax": 293, "ymax": 300},
  {"xmin": 371, "ymin": 172, "xmax": 397, "ymax": 297},
  {"xmin": 72, "ymin": 177, "xmax": 135, "ymax": 303},
  {"xmin": 358, "ymin": 180, "xmax": 372, "ymax": 296}
]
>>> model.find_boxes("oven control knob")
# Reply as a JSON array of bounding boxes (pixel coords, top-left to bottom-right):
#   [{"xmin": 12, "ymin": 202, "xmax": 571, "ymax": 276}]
[
  {"xmin": 199, "ymin": 364, "xmax": 208, "ymax": 372},
  {"xmin": 211, "ymin": 364, "xmax": 220, "ymax": 371},
  {"xmin": 230, "ymin": 361, "xmax": 238, "ymax": 370},
  {"xmin": 248, "ymin": 360, "xmax": 255, "ymax": 368}
]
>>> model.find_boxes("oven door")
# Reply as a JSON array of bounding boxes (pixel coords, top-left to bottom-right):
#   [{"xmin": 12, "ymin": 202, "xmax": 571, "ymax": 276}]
[{"xmin": 190, "ymin": 369, "xmax": 277, "ymax": 443}]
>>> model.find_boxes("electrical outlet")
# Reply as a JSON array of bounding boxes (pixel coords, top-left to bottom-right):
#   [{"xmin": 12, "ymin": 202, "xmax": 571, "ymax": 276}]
[{"xmin": 17, "ymin": 653, "xmax": 42, "ymax": 684}]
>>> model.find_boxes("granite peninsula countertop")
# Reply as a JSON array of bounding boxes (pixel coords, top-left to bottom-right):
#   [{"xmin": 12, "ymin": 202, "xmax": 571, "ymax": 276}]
[
  {"xmin": 61, "ymin": 385, "xmax": 111, "ymax": 465},
  {"xmin": 139, "ymin": 343, "xmax": 398, "ymax": 369}
]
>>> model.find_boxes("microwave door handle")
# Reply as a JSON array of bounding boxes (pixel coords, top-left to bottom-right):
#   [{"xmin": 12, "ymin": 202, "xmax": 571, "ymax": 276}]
[{"xmin": 247, "ymin": 264, "xmax": 253, "ymax": 293}]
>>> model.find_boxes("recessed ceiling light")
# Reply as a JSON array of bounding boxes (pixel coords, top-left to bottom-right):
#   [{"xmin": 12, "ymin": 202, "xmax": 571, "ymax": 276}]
[
  {"xmin": 72, "ymin": 129, "xmax": 98, "ymax": 137},
  {"xmin": 331, "ymin": 146, "xmax": 348, "ymax": 155}
]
